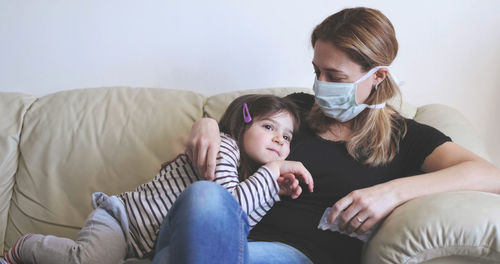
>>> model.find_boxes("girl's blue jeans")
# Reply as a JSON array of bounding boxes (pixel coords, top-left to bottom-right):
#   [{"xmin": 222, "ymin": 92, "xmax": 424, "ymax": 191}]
[{"xmin": 152, "ymin": 181, "xmax": 312, "ymax": 264}]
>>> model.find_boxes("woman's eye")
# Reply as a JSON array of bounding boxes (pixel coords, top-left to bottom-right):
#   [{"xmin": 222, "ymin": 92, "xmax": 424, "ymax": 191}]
[
  {"xmin": 283, "ymin": 135, "xmax": 291, "ymax": 142},
  {"xmin": 264, "ymin": 124, "xmax": 273, "ymax": 130}
]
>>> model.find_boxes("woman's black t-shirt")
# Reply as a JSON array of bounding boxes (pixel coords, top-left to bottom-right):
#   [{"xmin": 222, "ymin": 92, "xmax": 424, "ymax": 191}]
[{"xmin": 248, "ymin": 93, "xmax": 452, "ymax": 264}]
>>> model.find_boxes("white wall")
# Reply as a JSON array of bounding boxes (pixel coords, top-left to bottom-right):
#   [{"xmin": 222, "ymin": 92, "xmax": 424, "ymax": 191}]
[{"xmin": 1, "ymin": 0, "xmax": 499, "ymax": 166}]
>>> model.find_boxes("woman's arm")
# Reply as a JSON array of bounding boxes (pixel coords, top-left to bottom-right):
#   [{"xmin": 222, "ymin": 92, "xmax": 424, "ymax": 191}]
[
  {"xmin": 328, "ymin": 142, "xmax": 500, "ymax": 234},
  {"xmin": 186, "ymin": 118, "xmax": 221, "ymax": 180},
  {"xmin": 395, "ymin": 142, "xmax": 500, "ymax": 201}
]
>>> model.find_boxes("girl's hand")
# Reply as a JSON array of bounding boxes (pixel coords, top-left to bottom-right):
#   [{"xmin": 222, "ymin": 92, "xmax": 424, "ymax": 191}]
[
  {"xmin": 186, "ymin": 118, "xmax": 220, "ymax": 180},
  {"xmin": 266, "ymin": 160, "xmax": 314, "ymax": 193},
  {"xmin": 277, "ymin": 173, "xmax": 302, "ymax": 199},
  {"xmin": 327, "ymin": 182, "xmax": 401, "ymax": 234}
]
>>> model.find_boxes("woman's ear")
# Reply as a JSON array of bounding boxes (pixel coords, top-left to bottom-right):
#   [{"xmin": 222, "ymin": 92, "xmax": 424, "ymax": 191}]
[{"xmin": 373, "ymin": 68, "xmax": 389, "ymax": 87}]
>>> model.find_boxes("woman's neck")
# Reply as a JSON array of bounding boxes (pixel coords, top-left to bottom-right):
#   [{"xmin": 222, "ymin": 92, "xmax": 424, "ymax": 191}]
[{"xmin": 317, "ymin": 121, "xmax": 353, "ymax": 142}]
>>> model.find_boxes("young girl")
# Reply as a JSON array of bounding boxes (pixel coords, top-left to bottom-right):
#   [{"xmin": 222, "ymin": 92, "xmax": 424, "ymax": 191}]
[{"xmin": 1, "ymin": 94, "xmax": 314, "ymax": 264}]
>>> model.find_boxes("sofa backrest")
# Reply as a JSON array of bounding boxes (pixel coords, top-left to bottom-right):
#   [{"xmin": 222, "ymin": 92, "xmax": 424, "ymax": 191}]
[
  {"xmin": 412, "ymin": 104, "xmax": 490, "ymax": 161},
  {"xmin": 4, "ymin": 87, "xmax": 205, "ymax": 250}
]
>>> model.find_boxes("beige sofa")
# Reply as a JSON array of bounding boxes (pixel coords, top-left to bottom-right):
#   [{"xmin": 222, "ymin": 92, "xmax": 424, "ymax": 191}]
[{"xmin": 1, "ymin": 87, "xmax": 499, "ymax": 263}]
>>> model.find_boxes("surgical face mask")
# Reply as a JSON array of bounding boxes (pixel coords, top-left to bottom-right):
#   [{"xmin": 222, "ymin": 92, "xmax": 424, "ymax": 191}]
[{"xmin": 313, "ymin": 66, "xmax": 388, "ymax": 122}]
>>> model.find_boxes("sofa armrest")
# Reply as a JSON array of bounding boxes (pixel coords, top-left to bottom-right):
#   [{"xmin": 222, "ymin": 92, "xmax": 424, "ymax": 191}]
[
  {"xmin": 0, "ymin": 92, "xmax": 36, "ymax": 256},
  {"xmin": 363, "ymin": 191, "xmax": 500, "ymax": 263}
]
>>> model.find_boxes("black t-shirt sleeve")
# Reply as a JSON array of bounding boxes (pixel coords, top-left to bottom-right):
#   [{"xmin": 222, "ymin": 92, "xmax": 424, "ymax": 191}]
[{"xmin": 399, "ymin": 119, "xmax": 452, "ymax": 175}]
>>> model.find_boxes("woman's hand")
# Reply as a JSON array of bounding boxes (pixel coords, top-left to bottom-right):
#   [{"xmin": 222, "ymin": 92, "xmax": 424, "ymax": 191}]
[
  {"xmin": 327, "ymin": 182, "xmax": 401, "ymax": 234},
  {"xmin": 186, "ymin": 118, "xmax": 220, "ymax": 180},
  {"xmin": 266, "ymin": 160, "xmax": 314, "ymax": 195}
]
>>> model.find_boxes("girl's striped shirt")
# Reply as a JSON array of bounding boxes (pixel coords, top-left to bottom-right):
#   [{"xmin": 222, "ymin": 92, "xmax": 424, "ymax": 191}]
[{"xmin": 118, "ymin": 133, "xmax": 280, "ymax": 257}]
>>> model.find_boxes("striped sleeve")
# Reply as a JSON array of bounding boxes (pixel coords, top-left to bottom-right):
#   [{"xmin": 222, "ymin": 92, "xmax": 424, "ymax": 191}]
[{"xmin": 214, "ymin": 133, "xmax": 280, "ymax": 227}]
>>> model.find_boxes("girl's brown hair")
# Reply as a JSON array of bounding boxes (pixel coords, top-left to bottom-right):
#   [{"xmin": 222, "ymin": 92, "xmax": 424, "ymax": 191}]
[
  {"xmin": 309, "ymin": 7, "xmax": 407, "ymax": 166},
  {"xmin": 219, "ymin": 94, "xmax": 300, "ymax": 180}
]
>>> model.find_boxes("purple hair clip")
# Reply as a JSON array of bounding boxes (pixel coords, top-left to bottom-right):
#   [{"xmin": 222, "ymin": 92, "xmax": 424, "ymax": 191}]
[{"xmin": 243, "ymin": 103, "xmax": 252, "ymax": 123}]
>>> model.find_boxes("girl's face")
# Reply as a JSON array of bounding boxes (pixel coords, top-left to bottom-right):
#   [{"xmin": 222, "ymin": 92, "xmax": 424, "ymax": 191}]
[
  {"xmin": 242, "ymin": 111, "xmax": 294, "ymax": 165},
  {"xmin": 312, "ymin": 40, "xmax": 382, "ymax": 104}
]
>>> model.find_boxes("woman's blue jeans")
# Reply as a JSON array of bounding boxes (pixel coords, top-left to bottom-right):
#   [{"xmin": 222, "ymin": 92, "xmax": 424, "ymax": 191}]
[{"xmin": 152, "ymin": 181, "xmax": 312, "ymax": 264}]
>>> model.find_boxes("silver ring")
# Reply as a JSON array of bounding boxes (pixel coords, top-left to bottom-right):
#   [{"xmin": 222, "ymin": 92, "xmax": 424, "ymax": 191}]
[{"xmin": 356, "ymin": 216, "xmax": 364, "ymax": 223}]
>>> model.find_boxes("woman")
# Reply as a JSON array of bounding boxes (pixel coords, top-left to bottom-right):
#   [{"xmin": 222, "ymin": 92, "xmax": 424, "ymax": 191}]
[{"xmin": 153, "ymin": 7, "xmax": 500, "ymax": 264}]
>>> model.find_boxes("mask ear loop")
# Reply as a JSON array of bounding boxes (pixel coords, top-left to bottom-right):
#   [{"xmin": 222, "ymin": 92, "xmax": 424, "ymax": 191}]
[
  {"xmin": 369, "ymin": 81, "xmax": 384, "ymax": 108},
  {"xmin": 243, "ymin": 103, "xmax": 252, "ymax": 123}
]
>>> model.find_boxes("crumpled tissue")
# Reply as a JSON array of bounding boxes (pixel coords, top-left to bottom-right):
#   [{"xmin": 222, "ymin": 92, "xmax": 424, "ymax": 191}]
[{"xmin": 317, "ymin": 207, "xmax": 373, "ymax": 242}]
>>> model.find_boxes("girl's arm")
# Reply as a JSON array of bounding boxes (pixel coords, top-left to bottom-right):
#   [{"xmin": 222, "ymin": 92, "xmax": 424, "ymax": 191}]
[
  {"xmin": 328, "ymin": 142, "xmax": 500, "ymax": 234},
  {"xmin": 213, "ymin": 133, "xmax": 280, "ymax": 226}
]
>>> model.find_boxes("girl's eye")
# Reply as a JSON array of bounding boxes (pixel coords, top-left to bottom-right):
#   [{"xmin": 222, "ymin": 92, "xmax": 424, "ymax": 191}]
[
  {"xmin": 283, "ymin": 135, "xmax": 291, "ymax": 142},
  {"xmin": 264, "ymin": 124, "xmax": 273, "ymax": 130}
]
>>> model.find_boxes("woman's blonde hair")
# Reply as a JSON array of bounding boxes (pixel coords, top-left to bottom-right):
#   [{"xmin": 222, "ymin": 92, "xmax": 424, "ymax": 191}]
[{"xmin": 309, "ymin": 7, "xmax": 407, "ymax": 166}]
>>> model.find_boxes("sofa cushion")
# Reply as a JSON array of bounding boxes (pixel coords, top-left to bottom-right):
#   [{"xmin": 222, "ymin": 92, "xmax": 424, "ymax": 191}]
[
  {"xmin": 0, "ymin": 93, "xmax": 36, "ymax": 256},
  {"xmin": 5, "ymin": 87, "xmax": 205, "ymax": 249},
  {"xmin": 363, "ymin": 191, "xmax": 500, "ymax": 263}
]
